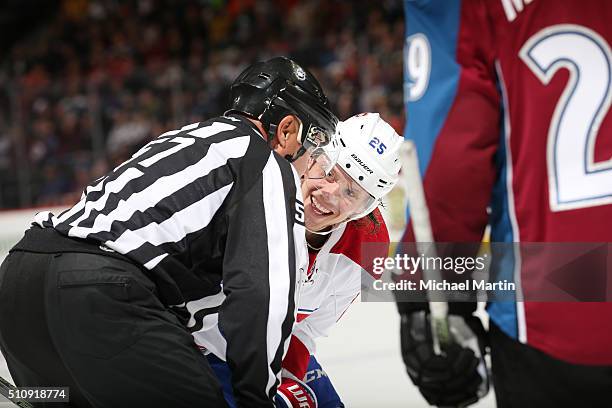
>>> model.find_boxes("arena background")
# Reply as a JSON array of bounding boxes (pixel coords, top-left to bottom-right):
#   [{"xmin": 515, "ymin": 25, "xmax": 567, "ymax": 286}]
[{"xmin": 0, "ymin": 1, "xmax": 495, "ymax": 406}]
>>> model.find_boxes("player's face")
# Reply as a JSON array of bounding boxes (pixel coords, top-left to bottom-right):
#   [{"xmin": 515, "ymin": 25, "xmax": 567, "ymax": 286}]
[{"xmin": 301, "ymin": 159, "xmax": 372, "ymax": 231}]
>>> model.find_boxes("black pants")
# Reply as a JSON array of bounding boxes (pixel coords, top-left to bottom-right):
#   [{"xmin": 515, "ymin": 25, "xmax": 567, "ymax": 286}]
[
  {"xmin": 490, "ymin": 321, "xmax": 612, "ymax": 408},
  {"xmin": 0, "ymin": 250, "xmax": 227, "ymax": 408}
]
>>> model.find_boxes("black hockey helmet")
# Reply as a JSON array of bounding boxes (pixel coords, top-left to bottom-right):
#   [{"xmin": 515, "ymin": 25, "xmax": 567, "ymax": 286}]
[{"xmin": 226, "ymin": 57, "xmax": 338, "ymax": 161}]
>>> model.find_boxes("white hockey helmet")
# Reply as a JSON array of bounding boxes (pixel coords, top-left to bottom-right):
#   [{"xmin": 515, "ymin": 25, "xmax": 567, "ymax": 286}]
[{"xmin": 322, "ymin": 112, "xmax": 403, "ymax": 221}]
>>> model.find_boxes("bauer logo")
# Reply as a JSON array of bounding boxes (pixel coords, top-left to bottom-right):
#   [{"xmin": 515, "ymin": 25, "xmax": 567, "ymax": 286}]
[{"xmin": 351, "ymin": 153, "xmax": 374, "ymax": 174}]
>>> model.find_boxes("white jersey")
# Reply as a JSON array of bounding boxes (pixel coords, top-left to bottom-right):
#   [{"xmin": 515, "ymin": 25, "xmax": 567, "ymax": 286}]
[{"xmin": 283, "ymin": 209, "xmax": 389, "ymax": 379}]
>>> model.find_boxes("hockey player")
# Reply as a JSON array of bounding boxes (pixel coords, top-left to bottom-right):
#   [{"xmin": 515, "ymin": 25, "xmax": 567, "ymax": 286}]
[
  {"xmin": 0, "ymin": 57, "xmax": 337, "ymax": 408},
  {"xmin": 205, "ymin": 112, "xmax": 404, "ymax": 407},
  {"xmin": 398, "ymin": 1, "xmax": 612, "ymax": 407}
]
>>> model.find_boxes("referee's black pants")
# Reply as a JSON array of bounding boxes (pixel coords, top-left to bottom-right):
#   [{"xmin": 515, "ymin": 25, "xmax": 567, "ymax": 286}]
[
  {"xmin": 0, "ymin": 250, "xmax": 228, "ymax": 408},
  {"xmin": 490, "ymin": 321, "xmax": 612, "ymax": 408}
]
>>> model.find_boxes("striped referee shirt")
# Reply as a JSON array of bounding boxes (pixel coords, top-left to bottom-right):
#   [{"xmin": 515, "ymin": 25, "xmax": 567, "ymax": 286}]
[{"xmin": 33, "ymin": 114, "xmax": 308, "ymax": 407}]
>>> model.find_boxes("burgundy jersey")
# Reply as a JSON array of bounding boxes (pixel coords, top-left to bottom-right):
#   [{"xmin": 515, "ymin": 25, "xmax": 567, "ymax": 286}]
[{"xmin": 403, "ymin": 0, "xmax": 612, "ymax": 364}]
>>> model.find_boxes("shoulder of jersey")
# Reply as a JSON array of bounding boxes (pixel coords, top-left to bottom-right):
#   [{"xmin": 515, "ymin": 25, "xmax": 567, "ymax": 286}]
[
  {"xmin": 207, "ymin": 115, "xmax": 263, "ymax": 137},
  {"xmin": 330, "ymin": 208, "xmax": 390, "ymax": 276}
]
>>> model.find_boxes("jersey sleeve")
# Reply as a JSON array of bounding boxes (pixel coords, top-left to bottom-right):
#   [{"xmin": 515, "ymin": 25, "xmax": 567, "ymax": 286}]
[
  {"xmin": 220, "ymin": 150, "xmax": 305, "ymax": 407},
  {"xmin": 400, "ymin": 0, "xmax": 500, "ymax": 314},
  {"xmin": 285, "ymin": 261, "xmax": 361, "ymax": 380},
  {"xmin": 403, "ymin": 0, "xmax": 500, "ymax": 244}
]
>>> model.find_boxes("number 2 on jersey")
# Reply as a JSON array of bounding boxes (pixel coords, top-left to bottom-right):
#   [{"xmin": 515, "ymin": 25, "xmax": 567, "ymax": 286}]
[{"xmin": 520, "ymin": 24, "xmax": 612, "ymax": 211}]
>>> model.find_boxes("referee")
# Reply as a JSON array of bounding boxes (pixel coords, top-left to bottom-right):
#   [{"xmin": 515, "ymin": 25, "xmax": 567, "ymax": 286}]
[{"xmin": 0, "ymin": 57, "xmax": 337, "ymax": 408}]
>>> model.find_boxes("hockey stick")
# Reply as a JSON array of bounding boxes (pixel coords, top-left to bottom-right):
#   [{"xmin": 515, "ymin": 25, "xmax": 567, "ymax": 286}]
[
  {"xmin": 400, "ymin": 140, "xmax": 450, "ymax": 355},
  {"xmin": 0, "ymin": 376, "xmax": 34, "ymax": 408}
]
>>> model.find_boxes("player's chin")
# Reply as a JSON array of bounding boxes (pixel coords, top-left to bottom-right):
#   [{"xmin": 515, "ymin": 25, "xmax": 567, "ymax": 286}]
[{"xmin": 304, "ymin": 204, "xmax": 335, "ymax": 231}]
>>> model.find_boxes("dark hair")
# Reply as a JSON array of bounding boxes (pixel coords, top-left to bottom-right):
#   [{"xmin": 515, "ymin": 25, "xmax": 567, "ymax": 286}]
[{"xmin": 354, "ymin": 210, "xmax": 382, "ymax": 234}]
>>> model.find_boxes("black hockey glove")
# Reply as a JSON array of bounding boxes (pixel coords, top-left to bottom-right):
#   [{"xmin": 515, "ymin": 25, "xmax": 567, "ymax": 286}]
[{"xmin": 399, "ymin": 311, "xmax": 489, "ymax": 407}]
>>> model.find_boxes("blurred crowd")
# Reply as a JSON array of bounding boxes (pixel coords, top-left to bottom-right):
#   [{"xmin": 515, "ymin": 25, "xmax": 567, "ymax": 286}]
[{"xmin": 0, "ymin": 0, "xmax": 404, "ymax": 209}]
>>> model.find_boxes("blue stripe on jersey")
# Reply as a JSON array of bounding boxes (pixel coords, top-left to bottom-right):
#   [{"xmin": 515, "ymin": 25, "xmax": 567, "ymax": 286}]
[
  {"xmin": 487, "ymin": 87, "xmax": 518, "ymax": 340},
  {"xmin": 403, "ymin": 0, "xmax": 462, "ymax": 176}
]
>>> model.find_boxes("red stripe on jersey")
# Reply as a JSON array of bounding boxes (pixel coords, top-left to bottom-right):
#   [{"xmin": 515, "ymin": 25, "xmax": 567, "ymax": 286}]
[
  {"xmin": 331, "ymin": 208, "xmax": 390, "ymax": 279},
  {"xmin": 282, "ymin": 335, "xmax": 310, "ymax": 380}
]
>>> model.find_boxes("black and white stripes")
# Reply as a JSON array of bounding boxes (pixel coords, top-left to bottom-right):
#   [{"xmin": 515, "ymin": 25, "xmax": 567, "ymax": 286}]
[
  {"xmin": 34, "ymin": 115, "xmax": 307, "ymax": 407},
  {"xmin": 36, "ymin": 120, "xmax": 247, "ymax": 270}
]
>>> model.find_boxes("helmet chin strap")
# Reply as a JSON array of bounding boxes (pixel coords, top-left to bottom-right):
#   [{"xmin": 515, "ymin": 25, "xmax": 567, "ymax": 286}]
[
  {"xmin": 269, "ymin": 118, "xmax": 305, "ymax": 163},
  {"xmin": 305, "ymin": 218, "xmax": 349, "ymax": 235},
  {"xmin": 287, "ymin": 146, "xmax": 305, "ymax": 162},
  {"xmin": 286, "ymin": 120, "xmax": 305, "ymax": 162},
  {"xmin": 306, "ymin": 226, "xmax": 334, "ymax": 235},
  {"xmin": 266, "ymin": 123, "xmax": 278, "ymax": 144},
  {"xmin": 267, "ymin": 121, "xmax": 299, "ymax": 162}
]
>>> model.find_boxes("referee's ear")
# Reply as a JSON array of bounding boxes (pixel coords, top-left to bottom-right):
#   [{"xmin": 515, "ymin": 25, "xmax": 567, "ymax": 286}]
[{"xmin": 272, "ymin": 115, "xmax": 301, "ymax": 157}]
